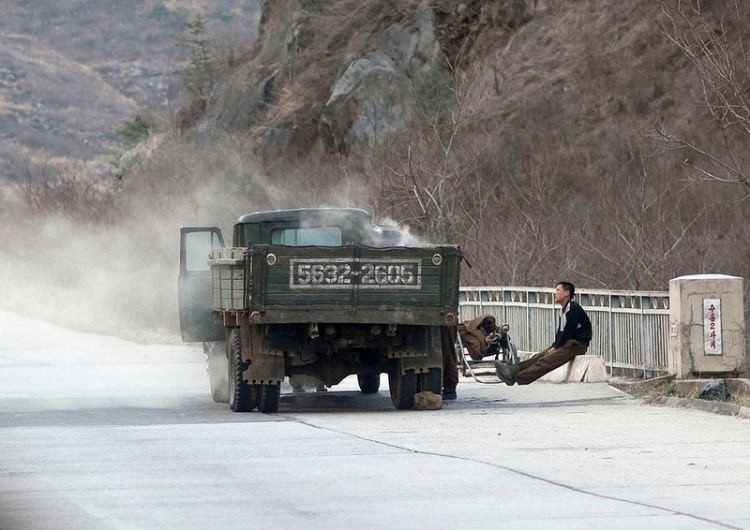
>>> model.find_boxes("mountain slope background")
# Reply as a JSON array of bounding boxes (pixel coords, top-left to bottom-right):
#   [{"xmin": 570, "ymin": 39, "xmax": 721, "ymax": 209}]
[
  {"xmin": 1, "ymin": 0, "xmax": 749, "ymax": 351},
  {"xmin": 0, "ymin": 0, "xmax": 260, "ymax": 181}
]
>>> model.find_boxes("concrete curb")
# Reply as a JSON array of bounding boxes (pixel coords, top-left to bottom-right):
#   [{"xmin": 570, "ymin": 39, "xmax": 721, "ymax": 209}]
[
  {"xmin": 644, "ymin": 395, "xmax": 750, "ymax": 419},
  {"xmin": 609, "ymin": 375, "xmax": 673, "ymax": 395},
  {"xmin": 606, "ymin": 384, "xmax": 634, "ymax": 398}
]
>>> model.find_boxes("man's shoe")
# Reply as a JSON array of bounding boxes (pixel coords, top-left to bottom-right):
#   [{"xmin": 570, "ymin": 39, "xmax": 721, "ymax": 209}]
[
  {"xmin": 493, "ymin": 360, "xmax": 517, "ymax": 386},
  {"xmin": 442, "ymin": 391, "xmax": 457, "ymax": 400}
]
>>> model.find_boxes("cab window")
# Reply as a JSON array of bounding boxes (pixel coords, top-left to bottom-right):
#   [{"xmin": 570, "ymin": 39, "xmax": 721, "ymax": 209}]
[
  {"xmin": 271, "ymin": 226, "xmax": 342, "ymax": 246},
  {"xmin": 184, "ymin": 230, "xmax": 222, "ymax": 272}
]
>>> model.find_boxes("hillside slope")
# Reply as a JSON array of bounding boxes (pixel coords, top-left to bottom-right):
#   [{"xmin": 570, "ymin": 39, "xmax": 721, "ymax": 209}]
[{"xmin": 0, "ymin": 0, "xmax": 260, "ymax": 180}]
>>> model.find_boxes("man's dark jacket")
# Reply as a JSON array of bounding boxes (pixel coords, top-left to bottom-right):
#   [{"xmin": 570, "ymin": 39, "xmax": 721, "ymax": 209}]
[{"xmin": 553, "ymin": 300, "xmax": 592, "ymax": 348}]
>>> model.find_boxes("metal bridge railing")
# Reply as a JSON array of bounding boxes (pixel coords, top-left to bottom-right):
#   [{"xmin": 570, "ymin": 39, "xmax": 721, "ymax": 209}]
[{"xmin": 459, "ymin": 286, "xmax": 670, "ymax": 375}]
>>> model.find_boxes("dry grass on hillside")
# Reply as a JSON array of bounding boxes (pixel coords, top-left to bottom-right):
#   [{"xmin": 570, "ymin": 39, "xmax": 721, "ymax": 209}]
[{"xmin": 356, "ymin": 0, "xmax": 750, "ymax": 290}]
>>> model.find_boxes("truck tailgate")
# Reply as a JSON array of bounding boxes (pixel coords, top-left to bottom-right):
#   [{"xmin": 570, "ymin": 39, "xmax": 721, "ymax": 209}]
[{"xmin": 248, "ymin": 245, "xmax": 460, "ymax": 325}]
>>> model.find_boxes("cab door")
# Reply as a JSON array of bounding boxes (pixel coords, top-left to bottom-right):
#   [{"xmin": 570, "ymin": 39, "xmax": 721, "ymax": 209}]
[{"xmin": 178, "ymin": 227, "xmax": 225, "ymax": 342}]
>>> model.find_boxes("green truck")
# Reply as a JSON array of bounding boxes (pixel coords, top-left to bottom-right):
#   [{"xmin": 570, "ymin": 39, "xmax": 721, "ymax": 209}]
[{"xmin": 178, "ymin": 208, "xmax": 461, "ymax": 413}]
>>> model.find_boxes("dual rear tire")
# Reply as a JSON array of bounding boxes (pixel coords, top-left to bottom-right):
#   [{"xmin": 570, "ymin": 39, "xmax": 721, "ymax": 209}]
[
  {"xmin": 228, "ymin": 329, "xmax": 255, "ymax": 412},
  {"xmin": 388, "ymin": 359, "xmax": 417, "ymax": 409},
  {"xmin": 357, "ymin": 373, "xmax": 381, "ymax": 394},
  {"xmin": 418, "ymin": 367, "xmax": 443, "ymax": 396},
  {"xmin": 227, "ymin": 328, "xmax": 280, "ymax": 413},
  {"xmin": 256, "ymin": 382, "xmax": 280, "ymax": 413},
  {"xmin": 388, "ymin": 360, "xmax": 443, "ymax": 410}
]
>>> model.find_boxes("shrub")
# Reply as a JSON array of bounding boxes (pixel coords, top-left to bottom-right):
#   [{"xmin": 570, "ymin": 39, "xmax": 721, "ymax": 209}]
[{"xmin": 117, "ymin": 115, "xmax": 150, "ymax": 147}]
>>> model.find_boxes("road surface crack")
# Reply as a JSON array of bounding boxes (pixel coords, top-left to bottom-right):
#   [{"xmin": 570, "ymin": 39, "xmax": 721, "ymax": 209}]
[{"xmin": 287, "ymin": 416, "xmax": 744, "ymax": 530}]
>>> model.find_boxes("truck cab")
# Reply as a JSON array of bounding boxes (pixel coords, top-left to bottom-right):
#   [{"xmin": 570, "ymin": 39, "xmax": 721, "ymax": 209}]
[{"xmin": 233, "ymin": 207, "xmax": 375, "ymax": 247}]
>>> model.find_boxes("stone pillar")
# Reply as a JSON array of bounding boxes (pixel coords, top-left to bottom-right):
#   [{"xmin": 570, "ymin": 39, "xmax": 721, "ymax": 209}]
[{"xmin": 668, "ymin": 274, "xmax": 745, "ymax": 378}]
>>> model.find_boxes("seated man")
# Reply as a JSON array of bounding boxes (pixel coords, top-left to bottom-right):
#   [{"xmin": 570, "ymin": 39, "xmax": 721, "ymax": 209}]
[{"xmin": 495, "ymin": 281, "xmax": 592, "ymax": 385}]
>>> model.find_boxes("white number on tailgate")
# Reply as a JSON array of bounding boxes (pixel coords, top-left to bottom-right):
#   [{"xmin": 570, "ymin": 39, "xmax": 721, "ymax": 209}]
[{"xmin": 291, "ymin": 260, "xmax": 421, "ymax": 289}]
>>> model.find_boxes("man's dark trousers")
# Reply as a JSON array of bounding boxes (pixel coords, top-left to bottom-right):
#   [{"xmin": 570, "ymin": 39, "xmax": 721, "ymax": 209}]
[
  {"xmin": 441, "ymin": 326, "xmax": 459, "ymax": 394},
  {"xmin": 513, "ymin": 339, "xmax": 588, "ymax": 385}
]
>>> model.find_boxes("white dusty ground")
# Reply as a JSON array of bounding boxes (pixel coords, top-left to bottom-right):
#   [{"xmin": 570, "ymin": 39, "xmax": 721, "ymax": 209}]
[{"xmin": 1, "ymin": 309, "xmax": 749, "ymax": 530}]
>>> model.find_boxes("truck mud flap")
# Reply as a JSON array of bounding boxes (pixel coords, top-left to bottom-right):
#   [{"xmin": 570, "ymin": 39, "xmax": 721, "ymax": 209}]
[
  {"xmin": 243, "ymin": 325, "xmax": 284, "ymax": 384},
  {"xmin": 245, "ymin": 354, "xmax": 285, "ymax": 385}
]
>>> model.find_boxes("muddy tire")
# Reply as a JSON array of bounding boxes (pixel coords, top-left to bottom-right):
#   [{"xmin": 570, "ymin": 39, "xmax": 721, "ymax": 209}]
[
  {"xmin": 256, "ymin": 383, "xmax": 280, "ymax": 413},
  {"xmin": 388, "ymin": 360, "xmax": 416, "ymax": 410},
  {"xmin": 418, "ymin": 368, "xmax": 442, "ymax": 395},
  {"xmin": 228, "ymin": 329, "xmax": 255, "ymax": 412},
  {"xmin": 357, "ymin": 373, "xmax": 381, "ymax": 394}
]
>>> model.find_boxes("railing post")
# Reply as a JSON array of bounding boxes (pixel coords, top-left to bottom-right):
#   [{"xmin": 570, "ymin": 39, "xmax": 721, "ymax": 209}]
[
  {"xmin": 502, "ymin": 288, "xmax": 507, "ymax": 325},
  {"xmin": 640, "ymin": 295, "xmax": 647, "ymax": 379},
  {"xmin": 551, "ymin": 291, "xmax": 557, "ymax": 352},
  {"xmin": 526, "ymin": 290, "xmax": 531, "ymax": 352},
  {"xmin": 610, "ymin": 295, "xmax": 617, "ymax": 374},
  {"xmin": 606, "ymin": 297, "xmax": 612, "ymax": 373}
]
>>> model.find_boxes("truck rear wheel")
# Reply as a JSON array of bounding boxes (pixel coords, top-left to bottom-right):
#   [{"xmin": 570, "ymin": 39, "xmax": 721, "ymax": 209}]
[
  {"xmin": 357, "ymin": 373, "xmax": 381, "ymax": 394},
  {"xmin": 418, "ymin": 368, "xmax": 443, "ymax": 395},
  {"xmin": 388, "ymin": 360, "xmax": 416, "ymax": 410},
  {"xmin": 228, "ymin": 329, "xmax": 256, "ymax": 412},
  {"xmin": 256, "ymin": 384, "xmax": 280, "ymax": 413}
]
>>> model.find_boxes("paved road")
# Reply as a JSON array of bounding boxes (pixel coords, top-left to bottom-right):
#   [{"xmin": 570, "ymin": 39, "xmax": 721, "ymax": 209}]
[{"xmin": 1, "ymin": 310, "xmax": 749, "ymax": 530}]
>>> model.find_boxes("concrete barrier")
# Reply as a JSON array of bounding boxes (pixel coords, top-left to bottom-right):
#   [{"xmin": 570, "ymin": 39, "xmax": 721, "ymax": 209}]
[
  {"xmin": 533, "ymin": 354, "xmax": 609, "ymax": 383},
  {"xmin": 669, "ymin": 274, "xmax": 746, "ymax": 378}
]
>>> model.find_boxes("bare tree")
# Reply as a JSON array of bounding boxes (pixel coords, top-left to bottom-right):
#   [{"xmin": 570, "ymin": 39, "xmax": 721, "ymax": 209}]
[
  {"xmin": 581, "ymin": 140, "xmax": 712, "ymax": 289},
  {"xmin": 655, "ymin": 0, "xmax": 750, "ymax": 195},
  {"xmin": 366, "ymin": 60, "xmax": 496, "ymax": 247}
]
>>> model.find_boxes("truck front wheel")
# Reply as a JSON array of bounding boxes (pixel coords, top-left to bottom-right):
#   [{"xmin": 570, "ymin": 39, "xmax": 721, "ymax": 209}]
[
  {"xmin": 388, "ymin": 360, "xmax": 416, "ymax": 410},
  {"xmin": 228, "ymin": 329, "xmax": 256, "ymax": 412}
]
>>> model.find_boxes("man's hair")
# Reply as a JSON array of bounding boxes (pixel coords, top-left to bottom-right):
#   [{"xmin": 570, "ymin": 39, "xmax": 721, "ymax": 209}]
[{"xmin": 556, "ymin": 281, "xmax": 575, "ymax": 298}]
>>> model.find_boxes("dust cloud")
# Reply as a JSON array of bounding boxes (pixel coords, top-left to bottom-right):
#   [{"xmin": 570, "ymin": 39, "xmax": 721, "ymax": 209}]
[
  {"xmin": 0, "ymin": 136, "xmax": 381, "ymax": 343},
  {"xmin": 374, "ymin": 217, "xmax": 434, "ymax": 247},
  {"xmin": 0, "ymin": 194, "xmax": 201, "ymax": 343}
]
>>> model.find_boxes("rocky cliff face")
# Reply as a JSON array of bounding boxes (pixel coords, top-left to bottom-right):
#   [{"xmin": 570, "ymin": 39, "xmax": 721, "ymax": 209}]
[
  {"xmin": 194, "ymin": 0, "xmax": 529, "ymax": 160},
  {"xmin": 318, "ymin": 5, "xmax": 444, "ymax": 154}
]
